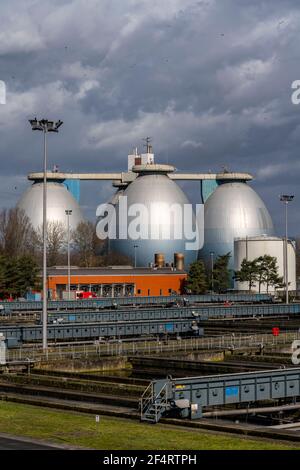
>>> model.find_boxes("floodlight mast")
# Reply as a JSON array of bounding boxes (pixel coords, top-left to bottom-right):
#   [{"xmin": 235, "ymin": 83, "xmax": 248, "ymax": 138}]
[
  {"xmin": 65, "ymin": 209, "xmax": 72, "ymax": 300},
  {"xmin": 210, "ymin": 251, "xmax": 214, "ymax": 293},
  {"xmin": 29, "ymin": 118, "xmax": 63, "ymax": 350},
  {"xmin": 280, "ymin": 195, "xmax": 294, "ymax": 305}
]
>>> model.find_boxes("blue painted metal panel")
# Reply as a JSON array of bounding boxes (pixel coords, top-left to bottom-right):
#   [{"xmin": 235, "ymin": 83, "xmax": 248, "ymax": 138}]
[
  {"xmin": 142, "ymin": 368, "xmax": 300, "ymax": 422},
  {"xmin": 200, "ymin": 179, "xmax": 220, "ymax": 203},
  {"xmin": 166, "ymin": 323, "xmax": 174, "ymax": 332},
  {"xmin": 63, "ymin": 179, "xmax": 80, "ymax": 202},
  {"xmin": 226, "ymin": 386, "xmax": 239, "ymax": 396},
  {"xmin": 0, "ymin": 318, "xmax": 203, "ymax": 345},
  {"xmin": 0, "ymin": 293, "xmax": 274, "ymax": 312}
]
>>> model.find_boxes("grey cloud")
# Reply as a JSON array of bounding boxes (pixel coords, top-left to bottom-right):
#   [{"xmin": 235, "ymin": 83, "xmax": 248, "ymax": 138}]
[{"xmin": 0, "ymin": 0, "xmax": 300, "ymax": 235}]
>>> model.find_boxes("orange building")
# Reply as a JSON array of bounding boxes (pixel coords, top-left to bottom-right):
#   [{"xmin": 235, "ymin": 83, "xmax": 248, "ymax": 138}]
[{"xmin": 47, "ymin": 266, "xmax": 187, "ymax": 300}]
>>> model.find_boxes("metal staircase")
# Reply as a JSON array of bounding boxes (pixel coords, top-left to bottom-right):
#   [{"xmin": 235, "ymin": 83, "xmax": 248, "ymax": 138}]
[{"xmin": 140, "ymin": 380, "xmax": 170, "ymax": 423}]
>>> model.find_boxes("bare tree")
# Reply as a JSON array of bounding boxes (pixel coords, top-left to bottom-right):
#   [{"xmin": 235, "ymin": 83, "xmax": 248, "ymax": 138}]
[
  {"xmin": 36, "ymin": 221, "xmax": 66, "ymax": 266},
  {"xmin": 99, "ymin": 251, "xmax": 132, "ymax": 267},
  {"xmin": 0, "ymin": 207, "xmax": 38, "ymax": 257},
  {"xmin": 72, "ymin": 221, "xmax": 101, "ymax": 267}
]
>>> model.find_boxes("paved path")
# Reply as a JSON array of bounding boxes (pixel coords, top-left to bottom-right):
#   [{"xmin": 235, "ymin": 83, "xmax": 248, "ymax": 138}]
[{"xmin": 0, "ymin": 433, "xmax": 76, "ymax": 450}]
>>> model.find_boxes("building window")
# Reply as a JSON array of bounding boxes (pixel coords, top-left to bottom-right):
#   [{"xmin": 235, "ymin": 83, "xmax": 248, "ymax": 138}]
[
  {"xmin": 148, "ymin": 289, "xmax": 150, "ymax": 296},
  {"xmin": 168, "ymin": 288, "xmax": 172, "ymax": 293},
  {"xmin": 160, "ymin": 289, "xmax": 162, "ymax": 296},
  {"xmin": 125, "ymin": 284, "xmax": 134, "ymax": 296},
  {"xmin": 103, "ymin": 285, "xmax": 113, "ymax": 297},
  {"xmin": 79, "ymin": 284, "xmax": 90, "ymax": 292},
  {"xmin": 114, "ymin": 285, "xmax": 123, "ymax": 297},
  {"xmin": 137, "ymin": 289, "xmax": 141, "ymax": 294}
]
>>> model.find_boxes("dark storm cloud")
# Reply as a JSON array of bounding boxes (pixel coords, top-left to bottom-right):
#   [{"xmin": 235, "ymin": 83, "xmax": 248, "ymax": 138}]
[{"xmin": 0, "ymin": 0, "xmax": 300, "ymax": 234}]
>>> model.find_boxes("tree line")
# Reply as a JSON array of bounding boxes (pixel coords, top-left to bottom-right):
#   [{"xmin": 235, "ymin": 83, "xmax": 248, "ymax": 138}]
[
  {"xmin": 0, "ymin": 207, "xmax": 287, "ymax": 299},
  {"xmin": 0, "ymin": 207, "xmax": 130, "ymax": 299},
  {"xmin": 234, "ymin": 256, "xmax": 283, "ymax": 293},
  {"xmin": 185, "ymin": 253, "xmax": 231, "ymax": 294},
  {"xmin": 185, "ymin": 253, "xmax": 283, "ymax": 294}
]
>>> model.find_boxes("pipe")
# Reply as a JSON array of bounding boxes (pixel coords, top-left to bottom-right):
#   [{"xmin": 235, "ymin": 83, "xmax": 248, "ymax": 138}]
[{"xmin": 203, "ymin": 403, "xmax": 300, "ymax": 418}]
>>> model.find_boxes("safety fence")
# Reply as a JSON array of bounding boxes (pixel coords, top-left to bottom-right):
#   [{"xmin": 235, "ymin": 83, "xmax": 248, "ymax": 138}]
[{"xmin": 5, "ymin": 331, "xmax": 300, "ymax": 363}]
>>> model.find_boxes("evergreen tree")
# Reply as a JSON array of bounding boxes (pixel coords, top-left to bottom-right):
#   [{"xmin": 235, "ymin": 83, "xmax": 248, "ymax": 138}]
[
  {"xmin": 5, "ymin": 257, "xmax": 18, "ymax": 297},
  {"xmin": 268, "ymin": 270, "xmax": 284, "ymax": 292},
  {"xmin": 235, "ymin": 255, "xmax": 284, "ymax": 293},
  {"xmin": 255, "ymin": 256, "xmax": 268, "ymax": 293},
  {"xmin": 234, "ymin": 259, "xmax": 258, "ymax": 292},
  {"xmin": 0, "ymin": 255, "xmax": 7, "ymax": 297},
  {"xmin": 212, "ymin": 253, "xmax": 231, "ymax": 293},
  {"xmin": 259, "ymin": 255, "xmax": 283, "ymax": 293},
  {"xmin": 15, "ymin": 256, "xmax": 40, "ymax": 297},
  {"xmin": 185, "ymin": 260, "xmax": 208, "ymax": 294},
  {"xmin": 0, "ymin": 255, "xmax": 40, "ymax": 298}
]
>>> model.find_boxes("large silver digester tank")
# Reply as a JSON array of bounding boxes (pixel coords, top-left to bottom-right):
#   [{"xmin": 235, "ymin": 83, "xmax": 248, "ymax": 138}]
[
  {"xmin": 109, "ymin": 164, "xmax": 199, "ymax": 268},
  {"xmin": 17, "ymin": 182, "xmax": 85, "ymax": 231},
  {"xmin": 199, "ymin": 181, "xmax": 274, "ymax": 273}
]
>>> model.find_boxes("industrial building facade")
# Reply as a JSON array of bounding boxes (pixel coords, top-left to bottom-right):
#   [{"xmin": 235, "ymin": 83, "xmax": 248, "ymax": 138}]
[{"xmin": 47, "ymin": 267, "xmax": 187, "ymax": 300}]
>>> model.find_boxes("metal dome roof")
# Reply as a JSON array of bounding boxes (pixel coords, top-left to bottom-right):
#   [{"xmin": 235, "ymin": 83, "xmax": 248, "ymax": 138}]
[
  {"xmin": 17, "ymin": 182, "xmax": 85, "ymax": 231},
  {"xmin": 109, "ymin": 173, "xmax": 198, "ymax": 267},
  {"xmin": 199, "ymin": 181, "xmax": 274, "ymax": 271}
]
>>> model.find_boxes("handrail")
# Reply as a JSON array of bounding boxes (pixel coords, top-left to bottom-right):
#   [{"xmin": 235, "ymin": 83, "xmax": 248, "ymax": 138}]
[
  {"xmin": 140, "ymin": 382, "xmax": 154, "ymax": 419},
  {"xmin": 140, "ymin": 381, "xmax": 169, "ymax": 422}
]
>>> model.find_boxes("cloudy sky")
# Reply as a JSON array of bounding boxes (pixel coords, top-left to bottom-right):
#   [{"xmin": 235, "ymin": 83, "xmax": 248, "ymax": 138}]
[{"xmin": 0, "ymin": 0, "xmax": 300, "ymax": 236}]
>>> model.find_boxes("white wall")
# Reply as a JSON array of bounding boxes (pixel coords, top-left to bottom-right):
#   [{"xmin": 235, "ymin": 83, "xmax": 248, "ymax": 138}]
[{"xmin": 234, "ymin": 237, "xmax": 296, "ymax": 292}]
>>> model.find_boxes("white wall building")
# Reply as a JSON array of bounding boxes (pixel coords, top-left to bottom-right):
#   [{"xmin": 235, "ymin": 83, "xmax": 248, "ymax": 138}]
[{"xmin": 234, "ymin": 236, "xmax": 296, "ymax": 292}]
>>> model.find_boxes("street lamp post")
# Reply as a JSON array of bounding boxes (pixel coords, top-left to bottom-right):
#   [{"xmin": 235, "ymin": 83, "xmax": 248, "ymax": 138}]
[
  {"xmin": 65, "ymin": 210, "xmax": 72, "ymax": 300},
  {"xmin": 133, "ymin": 245, "xmax": 139, "ymax": 268},
  {"xmin": 210, "ymin": 252, "xmax": 214, "ymax": 293},
  {"xmin": 29, "ymin": 118, "xmax": 63, "ymax": 350},
  {"xmin": 280, "ymin": 195, "xmax": 294, "ymax": 304}
]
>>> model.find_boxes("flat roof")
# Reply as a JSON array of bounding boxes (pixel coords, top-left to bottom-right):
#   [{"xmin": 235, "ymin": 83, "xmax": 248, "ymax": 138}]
[
  {"xmin": 28, "ymin": 171, "xmax": 253, "ymax": 182},
  {"xmin": 47, "ymin": 266, "xmax": 186, "ymax": 277}
]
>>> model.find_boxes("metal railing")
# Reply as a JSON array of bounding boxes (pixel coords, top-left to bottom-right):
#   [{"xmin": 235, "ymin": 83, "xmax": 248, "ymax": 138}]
[
  {"xmin": 140, "ymin": 382, "xmax": 154, "ymax": 419},
  {"xmin": 140, "ymin": 381, "xmax": 169, "ymax": 422},
  {"xmin": 4, "ymin": 331, "xmax": 300, "ymax": 363}
]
